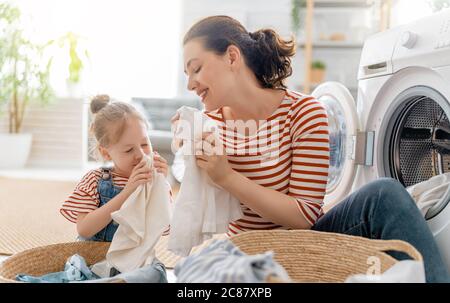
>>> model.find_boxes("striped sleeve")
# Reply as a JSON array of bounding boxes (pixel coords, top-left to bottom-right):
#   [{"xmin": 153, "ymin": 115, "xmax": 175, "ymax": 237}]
[
  {"xmin": 60, "ymin": 170, "xmax": 100, "ymax": 223},
  {"xmin": 289, "ymin": 97, "xmax": 330, "ymax": 226}
]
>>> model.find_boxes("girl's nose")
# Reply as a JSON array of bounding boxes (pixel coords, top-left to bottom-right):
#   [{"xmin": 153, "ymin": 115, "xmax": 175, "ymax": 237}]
[{"xmin": 135, "ymin": 148, "xmax": 145, "ymax": 162}]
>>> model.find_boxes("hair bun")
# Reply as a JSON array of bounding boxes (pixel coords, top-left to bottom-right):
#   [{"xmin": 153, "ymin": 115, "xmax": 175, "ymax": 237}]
[{"xmin": 90, "ymin": 94, "xmax": 111, "ymax": 114}]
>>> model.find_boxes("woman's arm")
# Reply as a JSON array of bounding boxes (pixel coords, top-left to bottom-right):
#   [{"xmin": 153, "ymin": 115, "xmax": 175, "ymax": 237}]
[
  {"xmin": 195, "ymin": 143, "xmax": 314, "ymax": 230},
  {"xmin": 196, "ymin": 98, "xmax": 329, "ymax": 230},
  {"xmin": 220, "ymin": 170, "xmax": 312, "ymax": 229}
]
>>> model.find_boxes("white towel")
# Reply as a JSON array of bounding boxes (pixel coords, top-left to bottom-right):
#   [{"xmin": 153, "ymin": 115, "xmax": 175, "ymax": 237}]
[
  {"xmin": 106, "ymin": 154, "xmax": 172, "ymax": 273},
  {"xmin": 406, "ymin": 172, "xmax": 450, "ymax": 216},
  {"xmin": 168, "ymin": 106, "xmax": 243, "ymax": 256}
]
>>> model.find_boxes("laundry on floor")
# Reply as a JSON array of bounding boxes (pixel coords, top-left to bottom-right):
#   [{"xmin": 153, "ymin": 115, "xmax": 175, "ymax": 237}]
[
  {"xmin": 168, "ymin": 106, "xmax": 243, "ymax": 256},
  {"xmin": 406, "ymin": 172, "xmax": 450, "ymax": 216},
  {"xmin": 174, "ymin": 239, "xmax": 291, "ymax": 283},
  {"xmin": 15, "ymin": 254, "xmax": 167, "ymax": 283},
  {"xmin": 106, "ymin": 154, "xmax": 172, "ymax": 273}
]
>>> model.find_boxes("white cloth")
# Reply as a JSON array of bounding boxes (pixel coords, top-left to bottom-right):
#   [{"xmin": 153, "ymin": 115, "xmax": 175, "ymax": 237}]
[
  {"xmin": 90, "ymin": 260, "xmax": 115, "ymax": 278},
  {"xmin": 168, "ymin": 106, "xmax": 243, "ymax": 256},
  {"xmin": 106, "ymin": 155, "xmax": 172, "ymax": 273},
  {"xmin": 345, "ymin": 260, "xmax": 426, "ymax": 283},
  {"xmin": 406, "ymin": 172, "xmax": 450, "ymax": 216}
]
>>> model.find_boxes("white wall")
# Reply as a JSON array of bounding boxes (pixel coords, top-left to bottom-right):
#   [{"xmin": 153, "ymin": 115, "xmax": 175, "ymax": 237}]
[
  {"xmin": 176, "ymin": 0, "xmax": 378, "ymax": 98},
  {"xmin": 176, "ymin": 0, "xmax": 292, "ymax": 98},
  {"xmin": 0, "ymin": 98, "xmax": 85, "ymax": 168}
]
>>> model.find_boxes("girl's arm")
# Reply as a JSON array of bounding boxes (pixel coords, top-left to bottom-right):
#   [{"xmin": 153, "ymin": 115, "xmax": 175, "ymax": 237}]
[
  {"xmin": 76, "ymin": 187, "xmax": 134, "ymax": 238},
  {"xmin": 77, "ymin": 159, "xmax": 153, "ymax": 238}
]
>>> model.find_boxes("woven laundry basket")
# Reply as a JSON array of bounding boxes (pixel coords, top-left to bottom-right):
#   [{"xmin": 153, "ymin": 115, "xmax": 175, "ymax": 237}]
[
  {"xmin": 0, "ymin": 241, "xmax": 112, "ymax": 283},
  {"xmin": 229, "ymin": 230, "xmax": 423, "ymax": 283},
  {"xmin": 0, "ymin": 230, "xmax": 423, "ymax": 283}
]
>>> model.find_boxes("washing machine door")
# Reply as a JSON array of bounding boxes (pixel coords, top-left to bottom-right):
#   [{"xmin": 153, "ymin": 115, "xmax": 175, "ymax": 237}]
[{"xmin": 312, "ymin": 82, "xmax": 359, "ymax": 209}]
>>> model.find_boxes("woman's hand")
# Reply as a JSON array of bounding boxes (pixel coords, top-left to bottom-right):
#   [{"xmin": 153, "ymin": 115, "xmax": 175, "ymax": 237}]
[
  {"xmin": 195, "ymin": 132, "xmax": 234, "ymax": 186},
  {"xmin": 123, "ymin": 158, "xmax": 153, "ymax": 194},
  {"xmin": 153, "ymin": 151, "xmax": 169, "ymax": 177}
]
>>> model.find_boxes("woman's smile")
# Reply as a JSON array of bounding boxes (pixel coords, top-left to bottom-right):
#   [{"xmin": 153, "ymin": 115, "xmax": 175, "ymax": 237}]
[{"xmin": 198, "ymin": 88, "xmax": 209, "ymax": 102}]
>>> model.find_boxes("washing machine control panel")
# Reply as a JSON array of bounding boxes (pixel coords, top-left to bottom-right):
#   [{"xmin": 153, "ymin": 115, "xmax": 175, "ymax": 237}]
[
  {"xmin": 401, "ymin": 31, "xmax": 418, "ymax": 49},
  {"xmin": 435, "ymin": 17, "xmax": 450, "ymax": 49}
]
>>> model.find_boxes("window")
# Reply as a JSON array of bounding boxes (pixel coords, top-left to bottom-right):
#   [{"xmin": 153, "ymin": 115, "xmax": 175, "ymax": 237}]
[{"xmin": 16, "ymin": 0, "xmax": 181, "ymax": 99}]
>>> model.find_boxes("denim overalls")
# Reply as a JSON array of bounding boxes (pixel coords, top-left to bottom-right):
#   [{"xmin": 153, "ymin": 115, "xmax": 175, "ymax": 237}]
[
  {"xmin": 89, "ymin": 167, "xmax": 121, "ymax": 242},
  {"xmin": 76, "ymin": 167, "xmax": 168, "ymax": 282}
]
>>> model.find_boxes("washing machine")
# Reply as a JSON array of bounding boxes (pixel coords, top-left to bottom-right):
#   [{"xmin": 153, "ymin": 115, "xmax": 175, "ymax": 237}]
[{"xmin": 312, "ymin": 9, "xmax": 450, "ymax": 269}]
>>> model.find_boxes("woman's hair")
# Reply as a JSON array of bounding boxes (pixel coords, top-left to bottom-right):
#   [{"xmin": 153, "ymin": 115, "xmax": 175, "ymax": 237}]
[
  {"xmin": 89, "ymin": 94, "xmax": 148, "ymax": 157},
  {"xmin": 183, "ymin": 15, "xmax": 296, "ymax": 89}
]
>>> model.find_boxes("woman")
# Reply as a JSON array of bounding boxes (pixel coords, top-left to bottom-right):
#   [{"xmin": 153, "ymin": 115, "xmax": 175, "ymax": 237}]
[{"xmin": 173, "ymin": 15, "xmax": 449, "ymax": 282}]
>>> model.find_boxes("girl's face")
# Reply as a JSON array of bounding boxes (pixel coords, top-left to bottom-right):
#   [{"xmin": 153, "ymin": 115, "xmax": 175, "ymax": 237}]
[
  {"xmin": 100, "ymin": 118, "xmax": 151, "ymax": 178},
  {"xmin": 183, "ymin": 39, "xmax": 237, "ymax": 111}
]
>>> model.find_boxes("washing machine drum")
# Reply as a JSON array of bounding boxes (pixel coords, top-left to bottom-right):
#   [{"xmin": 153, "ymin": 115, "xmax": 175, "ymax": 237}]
[{"xmin": 386, "ymin": 87, "xmax": 450, "ymax": 188}]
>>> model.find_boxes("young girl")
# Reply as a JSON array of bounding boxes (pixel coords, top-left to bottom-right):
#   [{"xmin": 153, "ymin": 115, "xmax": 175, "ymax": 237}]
[{"xmin": 60, "ymin": 94, "xmax": 170, "ymax": 242}]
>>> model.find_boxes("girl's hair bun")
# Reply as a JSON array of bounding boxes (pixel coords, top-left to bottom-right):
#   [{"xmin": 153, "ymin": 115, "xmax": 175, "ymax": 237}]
[{"xmin": 90, "ymin": 94, "xmax": 111, "ymax": 114}]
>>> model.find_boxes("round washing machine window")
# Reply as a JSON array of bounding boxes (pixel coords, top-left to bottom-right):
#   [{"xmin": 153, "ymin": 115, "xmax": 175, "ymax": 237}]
[
  {"xmin": 382, "ymin": 86, "xmax": 450, "ymax": 219},
  {"xmin": 317, "ymin": 95, "xmax": 347, "ymax": 192}
]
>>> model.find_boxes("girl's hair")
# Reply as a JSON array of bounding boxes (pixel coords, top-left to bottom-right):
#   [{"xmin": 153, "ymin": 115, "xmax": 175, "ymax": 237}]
[
  {"xmin": 183, "ymin": 15, "xmax": 296, "ymax": 89},
  {"xmin": 89, "ymin": 94, "xmax": 148, "ymax": 157}
]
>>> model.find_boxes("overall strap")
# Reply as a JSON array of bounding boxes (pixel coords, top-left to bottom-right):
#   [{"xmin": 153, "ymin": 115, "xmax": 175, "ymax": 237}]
[{"xmin": 100, "ymin": 167, "xmax": 113, "ymax": 181}]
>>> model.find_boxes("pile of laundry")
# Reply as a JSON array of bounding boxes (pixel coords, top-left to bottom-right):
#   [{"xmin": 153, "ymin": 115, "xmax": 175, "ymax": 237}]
[
  {"xmin": 174, "ymin": 239, "xmax": 291, "ymax": 283},
  {"xmin": 172, "ymin": 239, "xmax": 425, "ymax": 283},
  {"xmin": 406, "ymin": 172, "xmax": 450, "ymax": 217},
  {"xmin": 16, "ymin": 255, "xmax": 167, "ymax": 283}
]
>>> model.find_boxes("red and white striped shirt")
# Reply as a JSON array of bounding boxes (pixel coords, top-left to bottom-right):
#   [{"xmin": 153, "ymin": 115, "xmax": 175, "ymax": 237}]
[
  {"xmin": 60, "ymin": 168, "xmax": 172, "ymax": 235},
  {"xmin": 205, "ymin": 89, "xmax": 330, "ymax": 235}
]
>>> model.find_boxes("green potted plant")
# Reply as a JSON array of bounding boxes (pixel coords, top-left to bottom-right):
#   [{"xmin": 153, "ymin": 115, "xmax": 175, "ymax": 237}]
[
  {"xmin": 56, "ymin": 31, "xmax": 90, "ymax": 96},
  {"xmin": 0, "ymin": 2, "xmax": 54, "ymax": 168},
  {"xmin": 428, "ymin": 0, "xmax": 450, "ymax": 12},
  {"xmin": 311, "ymin": 60, "xmax": 326, "ymax": 84},
  {"xmin": 291, "ymin": 0, "xmax": 306, "ymax": 38}
]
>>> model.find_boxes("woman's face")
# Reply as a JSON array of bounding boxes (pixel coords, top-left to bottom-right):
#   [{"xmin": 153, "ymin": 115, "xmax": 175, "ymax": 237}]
[{"xmin": 183, "ymin": 39, "xmax": 235, "ymax": 111}]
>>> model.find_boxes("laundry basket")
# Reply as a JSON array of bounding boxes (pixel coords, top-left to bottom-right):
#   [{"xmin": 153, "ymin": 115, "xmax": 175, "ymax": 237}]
[
  {"xmin": 0, "ymin": 230, "xmax": 423, "ymax": 283},
  {"xmin": 229, "ymin": 230, "xmax": 423, "ymax": 283},
  {"xmin": 0, "ymin": 241, "xmax": 111, "ymax": 283}
]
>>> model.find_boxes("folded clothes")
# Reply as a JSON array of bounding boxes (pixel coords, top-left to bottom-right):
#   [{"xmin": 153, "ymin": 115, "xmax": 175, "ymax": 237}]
[{"xmin": 174, "ymin": 239, "xmax": 291, "ymax": 283}]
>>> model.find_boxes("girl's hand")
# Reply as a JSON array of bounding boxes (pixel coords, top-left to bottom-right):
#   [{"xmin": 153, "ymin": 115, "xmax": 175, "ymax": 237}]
[
  {"xmin": 123, "ymin": 158, "xmax": 153, "ymax": 194},
  {"xmin": 153, "ymin": 151, "xmax": 169, "ymax": 177},
  {"xmin": 171, "ymin": 112, "xmax": 183, "ymax": 152},
  {"xmin": 195, "ymin": 132, "xmax": 234, "ymax": 186}
]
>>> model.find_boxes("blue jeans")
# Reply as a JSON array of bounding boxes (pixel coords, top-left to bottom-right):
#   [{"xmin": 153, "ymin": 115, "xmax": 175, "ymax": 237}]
[{"xmin": 312, "ymin": 178, "xmax": 450, "ymax": 283}]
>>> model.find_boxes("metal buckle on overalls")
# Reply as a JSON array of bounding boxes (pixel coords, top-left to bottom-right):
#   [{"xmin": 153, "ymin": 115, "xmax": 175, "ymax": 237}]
[{"xmin": 101, "ymin": 168, "xmax": 111, "ymax": 180}]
